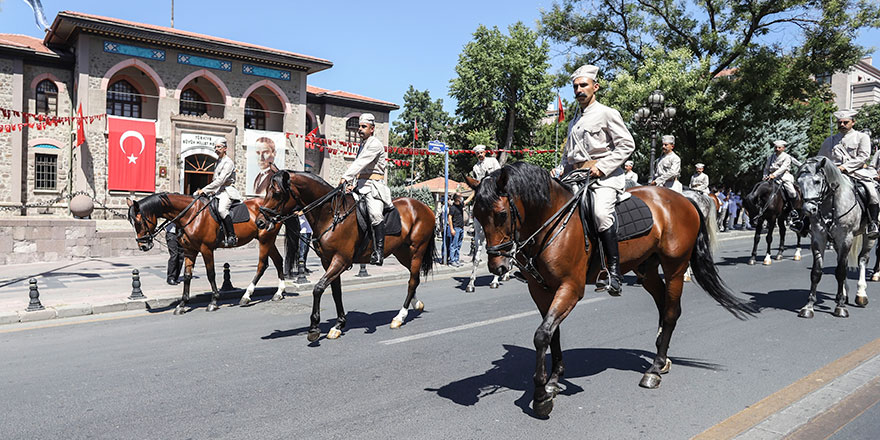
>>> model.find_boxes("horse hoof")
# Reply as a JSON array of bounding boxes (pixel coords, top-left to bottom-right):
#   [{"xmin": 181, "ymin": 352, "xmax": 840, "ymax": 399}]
[
  {"xmin": 206, "ymin": 304, "xmax": 219, "ymax": 312},
  {"xmin": 639, "ymin": 373, "xmax": 662, "ymax": 389},
  {"xmin": 272, "ymin": 294, "xmax": 284, "ymax": 302},
  {"xmin": 794, "ymin": 254, "xmax": 801, "ymax": 261},
  {"xmin": 490, "ymin": 282, "xmax": 499, "ymax": 289},
  {"xmin": 855, "ymin": 296, "xmax": 869, "ymax": 307},
  {"xmin": 173, "ymin": 306, "xmax": 186, "ymax": 315},
  {"xmin": 307, "ymin": 330, "xmax": 321, "ymax": 342},
  {"xmin": 533, "ymin": 398, "xmax": 554, "ymax": 417},
  {"xmin": 660, "ymin": 358, "xmax": 672, "ymax": 375},
  {"xmin": 239, "ymin": 297, "xmax": 251, "ymax": 306},
  {"xmin": 502, "ymin": 274, "xmax": 511, "ymax": 282},
  {"xmin": 465, "ymin": 285, "xmax": 475, "ymax": 293},
  {"xmin": 763, "ymin": 257, "xmax": 772, "ymax": 266},
  {"xmin": 327, "ymin": 328, "xmax": 342, "ymax": 339},
  {"xmin": 873, "ymin": 273, "xmax": 880, "ymax": 282},
  {"xmin": 683, "ymin": 274, "xmax": 691, "ymax": 283},
  {"xmin": 748, "ymin": 259, "xmax": 756, "ymax": 266},
  {"xmin": 798, "ymin": 308, "xmax": 814, "ymax": 319},
  {"xmin": 834, "ymin": 307, "xmax": 849, "ymax": 318},
  {"xmin": 414, "ymin": 300, "xmax": 425, "ymax": 312},
  {"xmin": 390, "ymin": 318, "xmax": 403, "ymax": 329},
  {"xmin": 775, "ymin": 254, "xmax": 784, "ymax": 261}
]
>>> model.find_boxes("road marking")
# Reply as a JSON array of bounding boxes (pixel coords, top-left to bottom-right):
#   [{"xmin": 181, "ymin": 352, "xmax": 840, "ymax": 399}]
[
  {"xmin": 694, "ymin": 336, "xmax": 880, "ymax": 440},
  {"xmin": 378, "ymin": 297, "xmax": 607, "ymax": 345}
]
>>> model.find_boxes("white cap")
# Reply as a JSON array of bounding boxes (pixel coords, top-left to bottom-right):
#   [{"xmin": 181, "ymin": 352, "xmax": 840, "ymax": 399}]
[
  {"xmin": 570, "ymin": 64, "xmax": 599, "ymax": 82},
  {"xmin": 473, "ymin": 144, "xmax": 486, "ymax": 152},
  {"xmin": 215, "ymin": 139, "xmax": 227, "ymax": 147},
  {"xmin": 773, "ymin": 140, "xmax": 788, "ymax": 148},
  {"xmin": 695, "ymin": 163, "xmax": 704, "ymax": 169},
  {"xmin": 662, "ymin": 135, "xmax": 675, "ymax": 144},
  {"xmin": 833, "ymin": 109, "xmax": 857, "ymax": 121},
  {"xmin": 624, "ymin": 160, "xmax": 633, "ymax": 167},
  {"xmin": 358, "ymin": 113, "xmax": 376, "ymax": 125}
]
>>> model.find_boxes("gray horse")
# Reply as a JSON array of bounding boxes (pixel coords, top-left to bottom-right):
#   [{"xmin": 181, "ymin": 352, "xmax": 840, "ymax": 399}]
[{"xmin": 796, "ymin": 157, "xmax": 873, "ymax": 318}]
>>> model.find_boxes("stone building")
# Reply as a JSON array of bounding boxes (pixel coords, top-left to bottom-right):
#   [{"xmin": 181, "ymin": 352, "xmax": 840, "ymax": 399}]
[
  {"xmin": 820, "ymin": 57, "xmax": 880, "ymax": 111},
  {"xmin": 0, "ymin": 11, "xmax": 397, "ymax": 219}
]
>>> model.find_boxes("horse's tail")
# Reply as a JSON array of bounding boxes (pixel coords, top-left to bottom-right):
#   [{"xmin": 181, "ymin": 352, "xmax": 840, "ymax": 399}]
[
  {"xmin": 687, "ymin": 199, "xmax": 755, "ymax": 320},
  {"xmin": 421, "ymin": 231, "xmax": 436, "ymax": 277}
]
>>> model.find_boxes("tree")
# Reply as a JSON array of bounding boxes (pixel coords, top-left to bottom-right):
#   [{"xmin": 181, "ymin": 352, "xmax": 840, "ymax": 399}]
[
  {"xmin": 390, "ymin": 86, "xmax": 453, "ymax": 183},
  {"xmin": 857, "ymin": 104, "xmax": 880, "ymax": 147},
  {"xmin": 449, "ymin": 22, "xmax": 554, "ymax": 164}
]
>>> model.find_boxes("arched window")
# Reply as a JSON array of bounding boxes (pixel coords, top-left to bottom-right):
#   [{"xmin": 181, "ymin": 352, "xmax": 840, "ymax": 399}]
[
  {"xmin": 345, "ymin": 117, "xmax": 360, "ymax": 143},
  {"xmin": 106, "ymin": 80, "xmax": 141, "ymax": 118},
  {"xmin": 179, "ymin": 88, "xmax": 207, "ymax": 116},
  {"xmin": 244, "ymin": 97, "xmax": 266, "ymax": 130},
  {"xmin": 305, "ymin": 114, "xmax": 314, "ymax": 135},
  {"xmin": 36, "ymin": 80, "xmax": 58, "ymax": 115}
]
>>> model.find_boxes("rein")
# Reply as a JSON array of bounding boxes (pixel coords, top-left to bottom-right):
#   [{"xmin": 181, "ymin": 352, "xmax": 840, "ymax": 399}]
[
  {"xmin": 136, "ymin": 196, "xmax": 205, "ymax": 244},
  {"xmin": 801, "ymin": 166, "xmax": 858, "ymax": 229},
  {"xmin": 753, "ymin": 179, "xmax": 784, "ymax": 220}
]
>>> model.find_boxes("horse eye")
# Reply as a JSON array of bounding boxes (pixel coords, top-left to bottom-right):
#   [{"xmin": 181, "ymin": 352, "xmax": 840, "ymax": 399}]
[{"xmin": 496, "ymin": 211, "xmax": 508, "ymax": 223}]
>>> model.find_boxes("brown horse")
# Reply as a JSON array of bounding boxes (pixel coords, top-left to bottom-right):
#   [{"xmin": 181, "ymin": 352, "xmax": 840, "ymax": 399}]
[
  {"xmin": 127, "ymin": 193, "xmax": 287, "ymax": 314},
  {"xmin": 255, "ymin": 171, "xmax": 436, "ymax": 341},
  {"xmin": 466, "ymin": 162, "xmax": 751, "ymax": 417}
]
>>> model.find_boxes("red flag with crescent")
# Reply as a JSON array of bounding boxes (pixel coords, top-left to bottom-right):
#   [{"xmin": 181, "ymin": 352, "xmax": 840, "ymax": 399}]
[{"xmin": 108, "ymin": 116, "xmax": 156, "ymax": 192}]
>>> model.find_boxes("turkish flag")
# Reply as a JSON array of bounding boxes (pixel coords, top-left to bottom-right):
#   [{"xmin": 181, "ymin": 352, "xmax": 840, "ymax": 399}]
[
  {"xmin": 76, "ymin": 104, "xmax": 85, "ymax": 147},
  {"xmin": 557, "ymin": 95, "xmax": 564, "ymax": 123},
  {"xmin": 108, "ymin": 116, "xmax": 156, "ymax": 192}
]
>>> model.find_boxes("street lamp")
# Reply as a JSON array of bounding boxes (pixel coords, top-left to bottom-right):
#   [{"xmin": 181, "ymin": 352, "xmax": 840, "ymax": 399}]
[{"xmin": 633, "ymin": 90, "xmax": 676, "ymax": 181}]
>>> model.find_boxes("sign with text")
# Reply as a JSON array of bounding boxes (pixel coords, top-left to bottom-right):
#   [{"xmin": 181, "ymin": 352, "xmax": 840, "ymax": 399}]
[
  {"xmin": 180, "ymin": 132, "xmax": 226, "ymax": 153},
  {"xmin": 428, "ymin": 140, "xmax": 446, "ymax": 154}
]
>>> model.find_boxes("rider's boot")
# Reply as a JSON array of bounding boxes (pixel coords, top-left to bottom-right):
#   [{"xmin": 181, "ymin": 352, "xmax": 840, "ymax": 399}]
[
  {"xmin": 370, "ymin": 221, "xmax": 386, "ymax": 266},
  {"xmin": 222, "ymin": 215, "xmax": 237, "ymax": 247},
  {"xmin": 598, "ymin": 226, "xmax": 623, "ymax": 296},
  {"xmin": 868, "ymin": 203, "xmax": 880, "ymax": 239}
]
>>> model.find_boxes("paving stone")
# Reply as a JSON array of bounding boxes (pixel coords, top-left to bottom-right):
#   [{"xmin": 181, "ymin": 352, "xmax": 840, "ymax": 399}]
[
  {"xmin": 18, "ymin": 308, "xmax": 56, "ymax": 323},
  {"xmin": 55, "ymin": 303, "xmax": 93, "ymax": 318}
]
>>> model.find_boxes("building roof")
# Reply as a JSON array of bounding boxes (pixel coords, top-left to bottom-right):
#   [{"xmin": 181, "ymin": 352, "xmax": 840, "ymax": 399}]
[
  {"xmin": 0, "ymin": 33, "xmax": 66, "ymax": 61},
  {"xmin": 407, "ymin": 177, "xmax": 471, "ymax": 194},
  {"xmin": 307, "ymin": 85, "xmax": 399, "ymax": 110},
  {"xmin": 45, "ymin": 11, "xmax": 333, "ymax": 73}
]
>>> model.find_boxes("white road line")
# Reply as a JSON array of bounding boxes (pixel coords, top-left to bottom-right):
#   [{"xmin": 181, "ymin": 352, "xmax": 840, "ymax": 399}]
[{"xmin": 379, "ymin": 297, "xmax": 607, "ymax": 345}]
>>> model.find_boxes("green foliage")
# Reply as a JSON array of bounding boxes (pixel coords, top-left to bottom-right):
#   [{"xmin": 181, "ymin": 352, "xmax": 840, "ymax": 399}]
[
  {"xmin": 449, "ymin": 22, "xmax": 554, "ymax": 161},
  {"xmin": 513, "ymin": 152, "xmax": 559, "ymax": 171},
  {"xmin": 857, "ymin": 104, "xmax": 880, "ymax": 146},
  {"xmin": 390, "ymin": 86, "xmax": 454, "ymax": 185},
  {"xmin": 390, "ymin": 186, "xmax": 435, "ymax": 212}
]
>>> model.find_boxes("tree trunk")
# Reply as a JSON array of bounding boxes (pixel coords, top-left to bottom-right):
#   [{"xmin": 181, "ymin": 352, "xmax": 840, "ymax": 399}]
[{"xmin": 500, "ymin": 102, "xmax": 516, "ymax": 165}]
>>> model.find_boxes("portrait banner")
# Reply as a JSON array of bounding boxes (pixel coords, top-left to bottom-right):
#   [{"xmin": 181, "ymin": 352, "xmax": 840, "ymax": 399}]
[
  {"xmin": 108, "ymin": 116, "xmax": 156, "ymax": 192},
  {"xmin": 244, "ymin": 130, "xmax": 287, "ymax": 197}
]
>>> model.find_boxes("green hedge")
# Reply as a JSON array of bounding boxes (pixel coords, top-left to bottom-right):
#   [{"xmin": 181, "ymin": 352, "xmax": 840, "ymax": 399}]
[{"xmin": 391, "ymin": 186, "xmax": 435, "ymax": 212}]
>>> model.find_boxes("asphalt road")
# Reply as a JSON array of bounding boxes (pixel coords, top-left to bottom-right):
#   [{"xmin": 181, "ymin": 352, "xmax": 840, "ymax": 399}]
[{"xmin": 3, "ymin": 231, "xmax": 880, "ymax": 439}]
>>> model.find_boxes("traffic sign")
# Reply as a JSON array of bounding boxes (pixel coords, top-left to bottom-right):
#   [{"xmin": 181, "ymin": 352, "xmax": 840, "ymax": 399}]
[{"xmin": 427, "ymin": 141, "xmax": 446, "ymax": 153}]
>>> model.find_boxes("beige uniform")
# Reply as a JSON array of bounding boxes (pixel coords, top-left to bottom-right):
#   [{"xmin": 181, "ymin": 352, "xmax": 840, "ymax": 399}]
[
  {"xmin": 200, "ymin": 155, "xmax": 241, "ymax": 217},
  {"xmin": 818, "ymin": 129, "xmax": 878, "ymax": 203},
  {"xmin": 558, "ymin": 100, "xmax": 635, "ymax": 231},
  {"xmin": 624, "ymin": 170, "xmax": 639, "ymax": 186},
  {"xmin": 689, "ymin": 172, "xmax": 709, "ymax": 194},
  {"xmin": 342, "ymin": 136, "xmax": 392, "ymax": 225},
  {"xmin": 472, "ymin": 157, "xmax": 501, "ymax": 181},
  {"xmin": 654, "ymin": 151, "xmax": 682, "ymax": 192},
  {"xmin": 763, "ymin": 151, "xmax": 797, "ymax": 199}
]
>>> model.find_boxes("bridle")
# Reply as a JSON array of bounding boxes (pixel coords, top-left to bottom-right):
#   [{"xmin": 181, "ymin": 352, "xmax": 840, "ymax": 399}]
[
  {"xmin": 799, "ymin": 162, "xmax": 857, "ymax": 227},
  {"xmin": 484, "ymin": 184, "xmax": 586, "ymax": 288},
  {"xmin": 133, "ymin": 196, "xmax": 205, "ymax": 245}
]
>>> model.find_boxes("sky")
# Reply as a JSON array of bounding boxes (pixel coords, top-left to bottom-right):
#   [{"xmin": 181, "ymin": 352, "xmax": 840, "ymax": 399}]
[{"xmin": 1, "ymin": 0, "xmax": 878, "ymax": 123}]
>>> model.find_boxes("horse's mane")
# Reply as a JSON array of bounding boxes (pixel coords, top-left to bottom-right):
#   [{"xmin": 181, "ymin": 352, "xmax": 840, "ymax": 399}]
[
  {"xmin": 131, "ymin": 192, "xmax": 172, "ymax": 219},
  {"xmin": 800, "ymin": 156, "xmax": 853, "ymax": 191},
  {"xmin": 476, "ymin": 162, "xmax": 551, "ymax": 211}
]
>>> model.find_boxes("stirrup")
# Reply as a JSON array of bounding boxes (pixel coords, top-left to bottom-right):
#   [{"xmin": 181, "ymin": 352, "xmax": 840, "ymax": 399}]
[{"xmin": 868, "ymin": 222, "xmax": 880, "ymax": 239}]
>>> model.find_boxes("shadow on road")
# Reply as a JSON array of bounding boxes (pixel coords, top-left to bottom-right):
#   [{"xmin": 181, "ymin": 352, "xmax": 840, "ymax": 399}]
[
  {"xmin": 425, "ymin": 344, "xmax": 722, "ymax": 418},
  {"xmin": 740, "ymin": 289, "xmax": 850, "ymax": 316},
  {"xmin": 260, "ymin": 309, "xmax": 425, "ymax": 344}
]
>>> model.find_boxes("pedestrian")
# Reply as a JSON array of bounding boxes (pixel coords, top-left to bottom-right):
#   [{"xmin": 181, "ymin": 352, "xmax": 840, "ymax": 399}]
[
  {"xmin": 194, "ymin": 139, "xmax": 241, "ymax": 247},
  {"xmin": 446, "ymin": 193, "xmax": 465, "ymax": 266},
  {"xmin": 297, "ymin": 214, "xmax": 312, "ymax": 274},
  {"xmin": 553, "ymin": 64, "xmax": 636, "ymax": 296},
  {"xmin": 651, "ymin": 135, "xmax": 682, "ymax": 192},
  {"xmin": 165, "ymin": 222, "xmax": 184, "ymax": 285},
  {"xmin": 716, "ymin": 187, "xmax": 728, "ymax": 231},
  {"xmin": 727, "ymin": 191, "xmax": 741, "ymax": 230},
  {"xmin": 689, "ymin": 163, "xmax": 710, "ymax": 194}
]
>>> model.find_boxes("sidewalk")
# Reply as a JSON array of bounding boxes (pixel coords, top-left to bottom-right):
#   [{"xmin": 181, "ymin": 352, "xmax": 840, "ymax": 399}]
[{"xmin": 0, "ymin": 238, "xmax": 482, "ymax": 326}]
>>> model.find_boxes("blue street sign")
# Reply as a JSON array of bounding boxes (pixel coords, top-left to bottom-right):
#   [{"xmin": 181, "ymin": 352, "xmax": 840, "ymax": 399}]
[{"xmin": 428, "ymin": 141, "xmax": 446, "ymax": 153}]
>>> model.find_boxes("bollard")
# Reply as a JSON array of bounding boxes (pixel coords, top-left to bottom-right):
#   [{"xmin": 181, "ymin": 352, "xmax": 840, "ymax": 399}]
[
  {"xmin": 295, "ymin": 259, "xmax": 309, "ymax": 284},
  {"xmin": 220, "ymin": 262, "xmax": 235, "ymax": 291},
  {"xmin": 128, "ymin": 269, "xmax": 146, "ymax": 300},
  {"xmin": 27, "ymin": 278, "xmax": 45, "ymax": 311},
  {"xmin": 356, "ymin": 263, "xmax": 370, "ymax": 277}
]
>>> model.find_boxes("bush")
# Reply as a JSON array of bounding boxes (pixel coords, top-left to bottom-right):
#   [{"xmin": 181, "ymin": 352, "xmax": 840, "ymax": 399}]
[{"xmin": 391, "ymin": 186, "xmax": 435, "ymax": 212}]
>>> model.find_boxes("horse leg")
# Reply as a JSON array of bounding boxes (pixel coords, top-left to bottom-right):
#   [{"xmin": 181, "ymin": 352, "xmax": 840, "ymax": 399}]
[
  {"xmin": 749, "ymin": 221, "xmax": 762, "ymax": 265},
  {"xmin": 763, "ymin": 219, "xmax": 775, "ymax": 265},
  {"xmin": 530, "ymin": 284, "xmax": 579, "ymax": 417},
  {"xmin": 872, "ymin": 241, "xmax": 880, "ymax": 281},
  {"xmin": 856, "ymin": 241, "xmax": 871, "ymax": 307},
  {"xmin": 794, "ymin": 231, "xmax": 803, "ymax": 261},
  {"xmin": 833, "ymin": 246, "xmax": 850, "ymax": 318},
  {"xmin": 466, "ymin": 256, "xmax": 478, "ymax": 293},
  {"xmin": 174, "ymin": 253, "xmax": 197, "ymax": 315},
  {"xmin": 800, "ymin": 236, "xmax": 826, "ymax": 318},
  {"xmin": 202, "ymin": 249, "xmax": 221, "ymax": 312},
  {"xmin": 391, "ymin": 250, "xmax": 426, "ymax": 329},
  {"xmin": 640, "ymin": 261, "xmax": 678, "ymax": 388},
  {"xmin": 307, "ymin": 256, "xmax": 348, "ymax": 342},
  {"xmin": 267, "ymin": 244, "xmax": 286, "ymax": 301},
  {"xmin": 775, "ymin": 216, "xmax": 786, "ymax": 260},
  {"xmin": 241, "ymin": 243, "xmax": 272, "ymax": 305},
  {"xmin": 490, "ymin": 274, "xmax": 501, "ymax": 289},
  {"xmin": 326, "ymin": 277, "xmax": 346, "ymax": 339}
]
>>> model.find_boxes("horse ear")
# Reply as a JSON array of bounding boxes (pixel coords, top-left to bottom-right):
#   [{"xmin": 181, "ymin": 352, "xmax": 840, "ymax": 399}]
[
  {"xmin": 126, "ymin": 198, "xmax": 133, "ymax": 207},
  {"xmin": 496, "ymin": 167, "xmax": 509, "ymax": 192},
  {"xmin": 464, "ymin": 175, "xmax": 480, "ymax": 190}
]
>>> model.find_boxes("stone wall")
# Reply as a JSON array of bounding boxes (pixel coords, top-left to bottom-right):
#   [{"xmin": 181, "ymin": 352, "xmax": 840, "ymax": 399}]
[{"xmin": 0, "ymin": 58, "xmax": 16, "ymax": 205}]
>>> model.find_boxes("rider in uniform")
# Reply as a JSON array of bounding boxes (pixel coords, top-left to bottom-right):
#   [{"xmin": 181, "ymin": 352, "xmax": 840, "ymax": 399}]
[
  {"xmin": 195, "ymin": 139, "xmax": 241, "ymax": 247},
  {"xmin": 651, "ymin": 135, "xmax": 682, "ymax": 192},
  {"xmin": 689, "ymin": 163, "xmax": 710, "ymax": 194},
  {"xmin": 818, "ymin": 109, "xmax": 879, "ymax": 239},
  {"xmin": 464, "ymin": 144, "xmax": 502, "ymax": 262},
  {"xmin": 624, "ymin": 160, "xmax": 639, "ymax": 187},
  {"xmin": 554, "ymin": 64, "xmax": 636, "ymax": 296},
  {"xmin": 763, "ymin": 139, "xmax": 804, "ymax": 230},
  {"xmin": 340, "ymin": 113, "xmax": 393, "ymax": 265}
]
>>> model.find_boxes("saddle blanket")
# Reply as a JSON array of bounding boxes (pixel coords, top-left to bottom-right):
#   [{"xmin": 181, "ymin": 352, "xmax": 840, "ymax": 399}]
[
  {"xmin": 208, "ymin": 199, "xmax": 251, "ymax": 224},
  {"xmin": 356, "ymin": 202, "xmax": 402, "ymax": 237},
  {"xmin": 616, "ymin": 195, "xmax": 653, "ymax": 241}
]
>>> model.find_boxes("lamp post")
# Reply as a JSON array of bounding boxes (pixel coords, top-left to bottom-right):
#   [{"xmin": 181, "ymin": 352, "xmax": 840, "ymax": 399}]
[{"xmin": 633, "ymin": 90, "xmax": 676, "ymax": 182}]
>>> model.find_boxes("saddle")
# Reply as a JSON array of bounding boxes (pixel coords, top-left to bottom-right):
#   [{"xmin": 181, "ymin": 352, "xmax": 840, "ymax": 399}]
[
  {"xmin": 207, "ymin": 198, "xmax": 251, "ymax": 224},
  {"xmin": 849, "ymin": 176, "xmax": 868, "ymax": 214},
  {"xmin": 353, "ymin": 199, "xmax": 403, "ymax": 257}
]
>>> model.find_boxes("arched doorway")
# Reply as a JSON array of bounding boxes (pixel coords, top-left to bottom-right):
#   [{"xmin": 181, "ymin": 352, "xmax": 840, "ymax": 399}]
[{"xmin": 183, "ymin": 153, "xmax": 216, "ymax": 195}]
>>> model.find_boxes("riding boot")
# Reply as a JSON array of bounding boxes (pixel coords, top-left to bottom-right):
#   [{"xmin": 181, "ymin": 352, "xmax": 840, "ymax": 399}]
[
  {"xmin": 370, "ymin": 221, "xmax": 386, "ymax": 266},
  {"xmin": 598, "ymin": 227, "xmax": 623, "ymax": 296},
  {"xmin": 868, "ymin": 203, "xmax": 880, "ymax": 239},
  {"xmin": 222, "ymin": 215, "xmax": 237, "ymax": 247}
]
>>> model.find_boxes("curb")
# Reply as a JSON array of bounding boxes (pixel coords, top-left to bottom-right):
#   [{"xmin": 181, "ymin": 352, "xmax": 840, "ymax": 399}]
[{"xmin": 0, "ymin": 263, "xmax": 481, "ymax": 327}]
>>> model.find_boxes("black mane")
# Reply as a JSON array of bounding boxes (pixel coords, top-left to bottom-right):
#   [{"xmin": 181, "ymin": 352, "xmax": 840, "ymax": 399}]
[
  {"xmin": 131, "ymin": 192, "xmax": 172, "ymax": 220},
  {"xmin": 475, "ymin": 162, "xmax": 552, "ymax": 211}
]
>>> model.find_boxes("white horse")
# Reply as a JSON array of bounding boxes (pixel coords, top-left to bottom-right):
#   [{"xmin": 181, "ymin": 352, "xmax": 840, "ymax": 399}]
[
  {"xmin": 465, "ymin": 218, "xmax": 511, "ymax": 292},
  {"xmin": 796, "ymin": 157, "xmax": 874, "ymax": 318}
]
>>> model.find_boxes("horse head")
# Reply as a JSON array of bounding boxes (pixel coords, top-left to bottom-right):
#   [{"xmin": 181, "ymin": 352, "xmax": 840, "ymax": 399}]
[
  {"xmin": 256, "ymin": 170, "xmax": 296, "ymax": 230},
  {"xmin": 126, "ymin": 196, "xmax": 161, "ymax": 251},
  {"xmin": 797, "ymin": 157, "xmax": 845, "ymax": 218}
]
